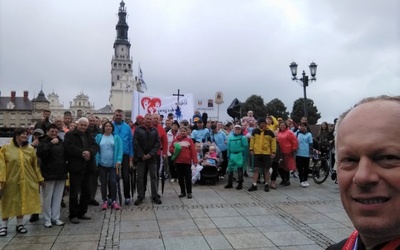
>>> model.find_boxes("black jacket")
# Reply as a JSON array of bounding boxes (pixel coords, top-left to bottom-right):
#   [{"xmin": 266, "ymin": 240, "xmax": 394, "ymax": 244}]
[
  {"xmin": 64, "ymin": 128, "xmax": 99, "ymax": 174},
  {"xmin": 133, "ymin": 125, "xmax": 160, "ymax": 163},
  {"xmin": 36, "ymin": 136, "xmax": 67, "ymax": 181}
]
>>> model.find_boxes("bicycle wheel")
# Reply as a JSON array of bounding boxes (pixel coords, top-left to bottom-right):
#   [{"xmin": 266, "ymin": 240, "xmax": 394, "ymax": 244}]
[{"xmin": 312, "ymin": 158, "xmax": 329, "ymax": 184}]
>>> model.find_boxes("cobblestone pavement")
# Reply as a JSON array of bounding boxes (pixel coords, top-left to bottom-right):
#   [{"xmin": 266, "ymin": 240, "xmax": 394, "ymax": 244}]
[{"xmin": 0, "ymin": 174, "xmax": 353, "ymax": 250}]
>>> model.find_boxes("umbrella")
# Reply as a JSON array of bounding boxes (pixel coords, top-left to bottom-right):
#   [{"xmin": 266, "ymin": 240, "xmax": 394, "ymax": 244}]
[
  {"xmin": 160, "ymin": 159, "xmax": 166, "ymax": 194},
  {"xmin": 129, "ymin": 164, "xmax": 136, "ymax": 199},
  {"xmin": 116, "ymin": 165, "xmax": 123, "ymax": 205}
]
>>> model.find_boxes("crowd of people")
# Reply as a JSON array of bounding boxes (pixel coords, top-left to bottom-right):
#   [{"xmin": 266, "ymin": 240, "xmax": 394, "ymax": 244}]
[{"xmin": 1, "ymin": 95, "xmax": 399, "ymax": 249}]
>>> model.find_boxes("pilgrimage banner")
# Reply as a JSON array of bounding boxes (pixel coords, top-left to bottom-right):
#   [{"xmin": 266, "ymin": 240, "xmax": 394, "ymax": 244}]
[{"xmin": 132, "ymin": 91, "xmax": 194, "ymax": 122}]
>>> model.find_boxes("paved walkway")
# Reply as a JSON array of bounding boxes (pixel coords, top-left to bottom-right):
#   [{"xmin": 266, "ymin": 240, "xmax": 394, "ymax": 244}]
[{"xmin": 0, "ymin": 175, "xmax": 353, "ymax": 250}]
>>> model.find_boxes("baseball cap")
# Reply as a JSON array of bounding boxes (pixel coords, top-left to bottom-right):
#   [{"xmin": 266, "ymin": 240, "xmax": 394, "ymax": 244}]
[
  {"xmin": 33, "ymin": 128, "xmax": 44, "ymax": 136},
  {"xmin": 234, "ymin": 125, "xmax": 242, "ymax": 129},
  {"xmin": 136, "ymin": 115, "xmax": 144, "ymax": 120}
]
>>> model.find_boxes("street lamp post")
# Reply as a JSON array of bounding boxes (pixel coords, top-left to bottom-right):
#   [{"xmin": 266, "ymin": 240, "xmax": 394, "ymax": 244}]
[{"xmin": 290, "ymin": 62, "xmax": 317, "ymax": 118}]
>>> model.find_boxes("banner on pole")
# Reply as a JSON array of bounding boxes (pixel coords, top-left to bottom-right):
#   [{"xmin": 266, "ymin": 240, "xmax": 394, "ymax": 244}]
[{"xmin": 132, "ymin": 91, "xmax": 194, "ymax": 122}]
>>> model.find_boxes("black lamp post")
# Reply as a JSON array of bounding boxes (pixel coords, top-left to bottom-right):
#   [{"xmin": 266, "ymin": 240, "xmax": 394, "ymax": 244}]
[{"xmin": 290, "ymin": 62, "xmax": 317, "ymax": 118}]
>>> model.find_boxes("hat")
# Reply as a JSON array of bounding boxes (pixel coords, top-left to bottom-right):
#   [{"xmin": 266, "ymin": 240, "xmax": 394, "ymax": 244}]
[
  {"xmin": 33, "ymin": 128, "xmax": 44, "ymax": 136},
  {"xmin": 234, "ymin": 125, "xmax": 242, "ymax": 129},
  {"xmin": 257, "ymin": 118, "xmax": 266, "ymax": 124},
  {"xmin": 172, "ymin": 120, "xmax": 180, "ymax": 128},
  {"xmin": 277, "ymin": 118, "xmax": 283, "ymax": 122},
  {"xmin": 193, "ymin": 117, "xmax": 200, "ymax": 122},
  {"xmin": 136, "ymin": 115, "xmax": 144, "ymax": 120}
]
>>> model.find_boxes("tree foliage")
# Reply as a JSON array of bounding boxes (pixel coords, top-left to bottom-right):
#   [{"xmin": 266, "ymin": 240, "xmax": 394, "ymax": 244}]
[
  {"xmin": 290, "ymin": 98, "xmax": 321, "ymax": 125},
  {"xmin": 265, "ymin": 98, "xmax": 289, "ymax": 120},
  {"xmin": 241, "ymin": 95, "xmax": 267, "ymax": 119}
]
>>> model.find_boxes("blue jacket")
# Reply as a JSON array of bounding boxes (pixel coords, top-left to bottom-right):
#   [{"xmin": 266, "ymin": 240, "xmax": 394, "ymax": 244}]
[
  {"xmin": 208, "ymin": 130, "xmax": 227, "ymax": 151},
  {"xmin": 112, "ymin": 121, "xmax": 133, "ymax": 157},
  {"xmin": 295, "ymin": 131, "xmax": 313, "ymax": 157},
  {"xmin": 95, "ymin": 134, "xmax": 124, "ymax": 167}
]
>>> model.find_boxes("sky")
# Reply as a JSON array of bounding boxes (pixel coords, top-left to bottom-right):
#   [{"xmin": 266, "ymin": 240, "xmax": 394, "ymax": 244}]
[{"xmin": 1, "ymin": 0, "xmax": 399, "ymax": 123}]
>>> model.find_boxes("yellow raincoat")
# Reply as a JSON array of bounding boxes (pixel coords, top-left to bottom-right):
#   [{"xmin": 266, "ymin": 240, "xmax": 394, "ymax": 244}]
[{"xmin": 0, "ymin": 141, "xmax": 44, "ymax": 218}]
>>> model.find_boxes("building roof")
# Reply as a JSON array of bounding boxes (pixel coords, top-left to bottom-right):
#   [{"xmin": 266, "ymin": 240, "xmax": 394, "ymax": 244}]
[
  {"xmin": 32, "ymin": 90, "xmax": 50, "ymax": 103},
  {"xmin": 95, "ymin": 104, "xmax": 113, "ymax": 113},
  {"xmin": 0, "ymin": 97, "xmax": 32, "ymax": 111}
]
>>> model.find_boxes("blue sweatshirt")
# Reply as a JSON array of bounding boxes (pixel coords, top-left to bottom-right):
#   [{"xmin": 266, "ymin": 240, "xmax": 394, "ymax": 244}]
[{"xmin": 112, "ymin": 121, "xmax": 133, "ymax": 157}]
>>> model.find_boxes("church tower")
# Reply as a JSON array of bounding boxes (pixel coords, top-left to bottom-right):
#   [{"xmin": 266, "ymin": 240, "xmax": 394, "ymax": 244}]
[{"xmin": 109, "ymin": 1, "xmax": 138, "ymax": 112}]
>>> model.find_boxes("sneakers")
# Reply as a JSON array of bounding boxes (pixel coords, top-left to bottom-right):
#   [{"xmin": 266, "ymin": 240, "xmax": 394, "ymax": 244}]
[
  {"xmin": 187, "ymin": 194, "xmax": 192, "ymax": 199},
  {"xmin": 112, "ymin": 201, "xmax": 121, "ymax": 210},
  {"xmin": 304, "ymin": 181, "xmax": 310, "ymax": 187},
  {"xmin": 44, "ymin": 220, "xmax": 52, "ymax": 228},
  {"xmin": 248, "ymin": 185, "xmax": 257, "ymax": 192},
  {"xmin": 292, "ymin": 171, "xmax": 299, "ymax": 178},
  {"xmin": 264, "ymin": 184, "xmax": 270, "ymax": 192},
  {"xmin": 236, "ymin": 183, "xmax": 243, "ymax": 190},
  {"xmin": 102, "ymin": 201, "xmax": 108, "ymax": 210},
  {"xmin": 52, "ymin": 220, "xmax": 64, "ymax": 226},
  {"xmin": 125, "ymin": 198, "xmax": 131, "ymax": 205},
  {"xmin": 224, "ymin": 183, "xmax": 233, "ymax": 189},
  {"xmin": 178, "ymin": 193, "xmax": 186, "ymax": 198},
  {"xmin": 300, "ymin": 182, "xmax": 307, "ymax": 188},
  {"xmin": 170, "ymin": 178, "xmax": 175, "ymax": 183}
]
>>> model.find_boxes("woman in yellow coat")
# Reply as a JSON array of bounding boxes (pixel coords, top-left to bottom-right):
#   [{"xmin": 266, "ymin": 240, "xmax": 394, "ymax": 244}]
[{"xmin": 0, "ymin": 127, "xmax": 44, "ymax": 236}]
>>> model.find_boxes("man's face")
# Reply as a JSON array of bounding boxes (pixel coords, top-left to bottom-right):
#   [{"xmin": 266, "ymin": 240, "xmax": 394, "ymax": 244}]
[
  {"xmin": 165, "ymin": 120, "xmax": 172, "ymax": 128},
  {"xmin": 43, "ymin": 111, "xmax": 51, "ymax": 119},
  {"xmin": 144, "ymin": 115, "xmax": 152, "ymax": 127},
  {"xmin": 336, "ymin": 100, "xmax": 400, "ymax": 239},
  {"xmin": 152, "ymin": 114, "xmax": 160, "ymax": 126},
  {"xmin": 64, "ymin": 115, "xmax": 72, "ymax": 125},
  {"xmin": 234, "ymin": 127, "xmax": 241, "ymax": 135},
  {"xmin": 77, "ymin": 120, "xmax": 88, "ymax": 133},
  {"xmin": 114, "ymin": 112, "xmax": 123, "ymax": 123},
  {"xmin": 197, "ymin": 122, "xmax": 203, "ymax": 128},
  {"xmin": 47, "ymin": 128, "xmax": 58, "ymax": 139},
  {"xmin": 88, "ymin": 117, "xmax": 96, "ymax": 128},
  {"xmin": 55, "ymin": 119, "xmax": 63, "ymax": 129}
]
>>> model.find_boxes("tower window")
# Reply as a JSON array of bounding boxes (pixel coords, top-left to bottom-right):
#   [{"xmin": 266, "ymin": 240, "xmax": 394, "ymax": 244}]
[
  {"xmin": 118, "ymin": 63, "xmax": 122, "ymax": 69},
  {"xmin": 123, "ymin": 63, "xmax": 126, "ymax": 68},
  {"xmin": 117, "ymin": 75, "xmax": 120, "ymax": 80},
  {"xmin": 128, "ymin": 64, "xmax": 131, "ymax": 69},
  {"xmin": 112, "ymin": 82, "xmax": 115, "ymax": 87},
  {"xmin": 121, "ymin": 48, "xmax": 124, "ymax": 52},
  {"xmin": 114, "ymin": 63, "xmax": 117, "ymax": 68}
]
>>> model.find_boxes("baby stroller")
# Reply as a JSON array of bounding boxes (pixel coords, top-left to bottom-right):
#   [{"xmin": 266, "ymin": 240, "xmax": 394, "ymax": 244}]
[{"xmin": 199, "ymin": 144, "xmax": 221, "ymax": 185}]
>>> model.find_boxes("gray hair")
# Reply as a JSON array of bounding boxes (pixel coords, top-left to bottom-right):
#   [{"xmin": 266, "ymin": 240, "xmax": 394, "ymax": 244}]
[{"xmin": 77, "ymin": 117, "xmax": 89, "ymax": 124}]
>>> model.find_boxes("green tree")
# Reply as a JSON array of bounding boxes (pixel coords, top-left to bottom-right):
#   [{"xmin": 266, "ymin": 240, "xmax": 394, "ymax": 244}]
[
  {"xmin": 290, "ymin": 98, "xmax": 321, "ymax": 125},
  {"xmin": 265, "ymin": 98, "xmax": 289, "ymax": 120},
  {"xmin": 241, "ymin": 95, "xmax": 267, "ymax": 119}
]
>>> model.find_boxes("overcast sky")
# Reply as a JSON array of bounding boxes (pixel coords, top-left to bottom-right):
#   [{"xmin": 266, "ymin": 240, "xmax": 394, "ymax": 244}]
[{"xmin": 1, "ymin": 0, "xmax": 399, "ymax": 123}]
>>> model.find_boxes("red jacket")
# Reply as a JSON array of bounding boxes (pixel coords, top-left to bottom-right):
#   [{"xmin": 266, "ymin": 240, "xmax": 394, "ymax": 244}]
[
  {"xmin": 156, "ymin": 124, "xmax": 168, "ymax": 156},
  {"xmin": 277, "ymin": 129, "xmax": 298, "ymax": 154},
  {"xmin": 169, "ymin": 134, "xmax": 198, "ymax": 165}
]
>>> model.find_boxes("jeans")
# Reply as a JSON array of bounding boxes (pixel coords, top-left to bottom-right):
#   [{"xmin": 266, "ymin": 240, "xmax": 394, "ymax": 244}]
[{"xmin": 98, "ymin": 165, "xmax": 117, "ymax": 202}]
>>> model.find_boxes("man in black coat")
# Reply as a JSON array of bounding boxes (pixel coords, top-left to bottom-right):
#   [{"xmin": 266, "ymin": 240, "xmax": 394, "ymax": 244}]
[
  {"xmin": 64, "ymin": 117, "xmax": 99, "ymax": 224},
  {"xmin": 133, "ymin": 113, "xmax": 161, "ymax": 205}
]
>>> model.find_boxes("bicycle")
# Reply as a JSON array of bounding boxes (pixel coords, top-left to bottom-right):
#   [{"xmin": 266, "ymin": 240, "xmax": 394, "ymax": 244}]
[{"xmin": 309, "ymin": 151, "xmax": 333, "ymax": 184}]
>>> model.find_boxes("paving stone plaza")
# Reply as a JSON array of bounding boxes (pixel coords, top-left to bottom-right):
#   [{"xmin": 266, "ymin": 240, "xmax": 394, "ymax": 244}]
[{"xmin": 0, "ymin": 175, "xmax": 353, "ymax": 250}]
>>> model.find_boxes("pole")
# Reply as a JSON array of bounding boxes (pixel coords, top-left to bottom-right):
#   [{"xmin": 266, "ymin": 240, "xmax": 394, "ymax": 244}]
[
  {"xmin": 303, "ymin": 83, "xmax": 308, "ymax": 118},
  {"xmin": 217, "ymin": 104, "xmax": 220, "ymax": 121}
]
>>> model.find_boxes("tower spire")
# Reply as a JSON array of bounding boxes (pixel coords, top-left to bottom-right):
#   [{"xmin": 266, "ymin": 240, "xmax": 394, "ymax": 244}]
[{"xmin": 115, "ymin": 0, "xmax": 129, "ymax": 43}]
